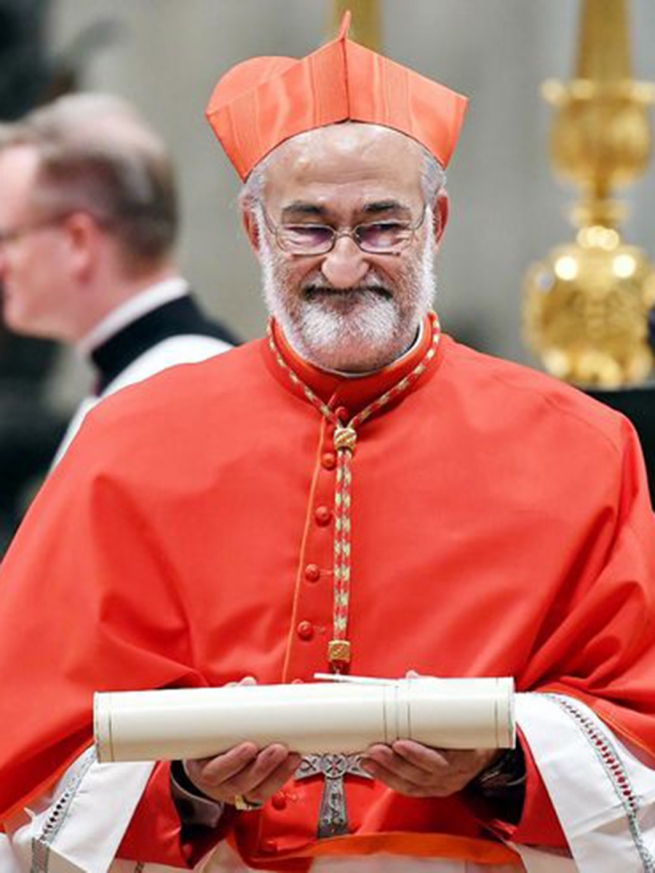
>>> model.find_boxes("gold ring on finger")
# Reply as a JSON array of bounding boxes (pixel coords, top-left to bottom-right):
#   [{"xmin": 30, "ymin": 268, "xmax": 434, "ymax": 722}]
[{"xmin": 233, "ymin": 794, "xmax": 263, "ymax": 811}]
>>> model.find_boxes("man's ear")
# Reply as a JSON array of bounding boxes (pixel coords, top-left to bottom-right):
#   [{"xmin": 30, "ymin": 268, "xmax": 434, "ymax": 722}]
[
  {"xmin": 432, "ymin": 190, "xmax": 449, "ymax": 246},
  {"xmin": 241, "ymin": 205, "xmax": 261, "ymax": 255},
  {"xmin": 62, "ymin": 212, "xmax": 102, "ymax": 279}
]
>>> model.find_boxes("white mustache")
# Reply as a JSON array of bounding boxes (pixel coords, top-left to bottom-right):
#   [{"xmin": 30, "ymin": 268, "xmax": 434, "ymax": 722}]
[
  {"xmin": 302, "ymin": 283, "xmax": 393, "ymax": 301},
  {"xmin": 300, "ymin": 264, "xmax": 389, "ymax": 291}
]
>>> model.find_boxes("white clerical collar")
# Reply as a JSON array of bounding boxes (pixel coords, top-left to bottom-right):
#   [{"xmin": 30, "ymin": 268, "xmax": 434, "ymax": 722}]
[
  {"xmin": 76, "ymin": 277, "xmax": 190, "ymax": 357},
  {"xmin": 317, "ymin": 319, "xmax": 425, "ymax": 379}
]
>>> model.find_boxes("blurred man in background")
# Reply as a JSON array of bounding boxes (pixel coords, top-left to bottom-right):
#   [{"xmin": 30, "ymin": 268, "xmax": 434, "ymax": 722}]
[
  {"xmin": 0, "ymin": 0, "xmax": 68, "ymax": 552},
  {"xmin": 0, "ymin": 92, "xmax": 237, "ymax": 462}
]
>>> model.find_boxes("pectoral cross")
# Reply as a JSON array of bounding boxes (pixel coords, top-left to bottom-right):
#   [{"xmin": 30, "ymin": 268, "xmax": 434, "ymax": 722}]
[{"xmin": 295, "ymin": 753, "xmax": 372, "ymax": 838}]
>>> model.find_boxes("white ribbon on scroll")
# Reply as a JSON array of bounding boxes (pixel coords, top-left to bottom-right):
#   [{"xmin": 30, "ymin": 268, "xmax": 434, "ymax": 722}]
[{"xmin": 95, "ymin": 676, "xmax": 515, "ymax": 763}]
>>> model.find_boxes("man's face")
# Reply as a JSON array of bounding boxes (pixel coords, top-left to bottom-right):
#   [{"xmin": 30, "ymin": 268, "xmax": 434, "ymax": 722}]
[
  {"xmin": 0, "ymin": 145, "xmax": 74, "ymax": 339},
  {"xmin": 251, "ymin": 124, "xmax": 445, "ymax": 372}
]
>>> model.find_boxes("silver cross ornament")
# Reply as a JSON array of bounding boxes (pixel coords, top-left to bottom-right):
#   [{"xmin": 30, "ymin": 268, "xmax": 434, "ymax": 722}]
[{"xmin": 295, "ymin": 753, "xmax": 373, "ymax": 838}]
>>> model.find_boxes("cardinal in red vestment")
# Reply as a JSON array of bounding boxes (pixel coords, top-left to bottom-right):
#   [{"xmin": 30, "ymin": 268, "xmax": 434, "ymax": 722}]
[{"xmin": 0, "ymin": 12, "xmax": 654, "ymax": 873}]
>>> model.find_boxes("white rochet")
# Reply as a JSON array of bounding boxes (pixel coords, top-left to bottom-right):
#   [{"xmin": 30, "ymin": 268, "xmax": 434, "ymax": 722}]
[{"xmin": 94, "ymin": 676, "xmax": 515, "ymax": 763}]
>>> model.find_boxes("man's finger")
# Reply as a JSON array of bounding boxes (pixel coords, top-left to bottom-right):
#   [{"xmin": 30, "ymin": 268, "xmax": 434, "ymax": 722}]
[
  {"xmin": 391, "ymin": 739, "xmax": 449, "ymax": 774},
  {"xmin": 360, "ymin": 756, "xmax": 442, "ymax": 798},
  {"xmin": 245, "ymin": 753, "xmax": 302, "ymax": 802},
  {"xmin": 363, "ymin": 742, "xmax": 447, "ymax": 783},
  {"xmin": 218, "ymin": 744, "xmax": 292, "ymax": 798},
  {"xmin": 185, "ymin": 742, "xmax": 259, "ymax": 788}
]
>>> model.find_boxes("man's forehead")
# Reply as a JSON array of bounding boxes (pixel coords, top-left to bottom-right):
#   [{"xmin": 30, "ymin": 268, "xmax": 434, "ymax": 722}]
[
  {"xmin": 262, "ymin": 123, "xmax": 424, "ymax": 204},
  {"xmin": 287, "ymin": 122, "xmax": 421, "ymax": 155},
  {"xmin": 0, "ymin": 145, "xmax": 42, "ymax": 212},
  {"xmin": 0, "ymin": 143, "xmax": 40, "ymax": 176}
]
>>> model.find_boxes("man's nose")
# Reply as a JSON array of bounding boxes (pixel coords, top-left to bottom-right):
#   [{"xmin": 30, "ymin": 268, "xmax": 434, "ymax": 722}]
[{"xmin": 320, "ymin": 236, "xmax": 369, "ymax": 289}]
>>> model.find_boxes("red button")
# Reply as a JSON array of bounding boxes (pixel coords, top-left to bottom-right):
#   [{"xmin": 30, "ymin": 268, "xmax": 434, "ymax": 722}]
[
  {"xmin": 315, "ymin": 505, "xmax": 332, "ymax": 526},
  {"xmin": 335, "ymin": 406, "xmax": 349, "ymax": 423},
  {"xmin": 297, "ymin": 620, "xmax": 314, "ymax": 641},
  {"xmin": 261, "ymin": 839, "xmax": 278, "ymax": 853},
  {"xmin": 271, "ymin": 791, "xmax": 287, "ymax": 810},
  {"xmin": 304, "ymin": 563, "xmax": 321, "ymax": 582},
  {"xmin": 321, "ymin": 452, "xmax": 336, "ymax": 470}
]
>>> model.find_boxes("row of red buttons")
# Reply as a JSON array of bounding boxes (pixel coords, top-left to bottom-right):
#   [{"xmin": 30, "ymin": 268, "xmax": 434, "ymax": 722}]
[
  {"xmin": 289, "ymin": 435, "xmax": 343, "ymax": 694},
  {"xmin": 297, "ymin": 559, "xmax": 329, "ymax": 638}
]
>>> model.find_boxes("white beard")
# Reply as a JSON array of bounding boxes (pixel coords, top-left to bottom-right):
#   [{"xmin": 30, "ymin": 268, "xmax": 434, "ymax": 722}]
[{"xmin": 259, "ymin": 215, "xmax": 437, "ymax": 372}]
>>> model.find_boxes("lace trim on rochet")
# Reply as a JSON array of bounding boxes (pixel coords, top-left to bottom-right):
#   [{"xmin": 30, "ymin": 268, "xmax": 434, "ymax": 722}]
[
  {"xmin": 30, "ymin": 746, "xmax": 96, "ymax": 873},
  {"xmin": 545, "ymin": 694, "xmax": 655, "ymax": 872}
]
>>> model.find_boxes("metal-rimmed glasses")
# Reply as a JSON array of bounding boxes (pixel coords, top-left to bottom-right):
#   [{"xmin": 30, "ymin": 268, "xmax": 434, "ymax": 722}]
[{"xmin": 261, "ymin": 206, "xmax": 427, "ymax": 256}]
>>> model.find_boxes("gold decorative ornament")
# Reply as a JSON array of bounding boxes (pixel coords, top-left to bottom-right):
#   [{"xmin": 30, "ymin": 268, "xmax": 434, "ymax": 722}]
[
  {"xmin": 524, "ymin": 0, "xmax": 655, "ymax": 388},
  {"xmin": 333, "ymin": 425, "xmax": 357, "ymax": 454},
  {"xmin": 328, "ymin": 640, "xmax": 352, "ymax": 668}
]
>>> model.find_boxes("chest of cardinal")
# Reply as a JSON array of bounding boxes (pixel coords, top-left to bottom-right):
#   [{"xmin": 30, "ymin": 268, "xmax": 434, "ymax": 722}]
[
  {"xmin": 99, "ymin": 321, "xmax": 628, "ymax": 690},
  {"xmin": 97, "ymin": 325, "xmax": 627, "ymax": 862},
  {"xmin": 116, "ymin": 328, "xmax": 619, "ymax": 691}
]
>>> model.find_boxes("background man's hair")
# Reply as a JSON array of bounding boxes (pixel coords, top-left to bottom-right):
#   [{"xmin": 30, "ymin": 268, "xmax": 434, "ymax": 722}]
[{"xmin": 0, "ymin": 93, "xmax": 178, "ymax": 273}]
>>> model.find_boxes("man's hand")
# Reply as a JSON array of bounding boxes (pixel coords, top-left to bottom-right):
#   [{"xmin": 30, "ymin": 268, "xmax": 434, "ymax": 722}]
[
  {"xmin": 360, "ymin": 669, "xmax": 500, "ymax": 799},
  {"xmin": 184, "ymin": 741, "xmax": 301, "ymax": 806},
  {"xmin": 183, "ymin": 677, "xmax": 300, "ymax": 806},
  {"xmin": 360, "ymin": 740, "xmax": 499, "ymax": 798}
]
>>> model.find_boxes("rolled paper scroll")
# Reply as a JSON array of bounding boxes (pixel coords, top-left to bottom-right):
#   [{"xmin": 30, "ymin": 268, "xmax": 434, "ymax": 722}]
[{"xmin": 94, "ymin": 676, "xmax": 515, "ymax": 763}]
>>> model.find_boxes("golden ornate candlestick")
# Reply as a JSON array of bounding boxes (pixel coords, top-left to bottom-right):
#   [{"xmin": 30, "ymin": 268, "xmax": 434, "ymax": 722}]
[
  {"xmin": 524, "ymin": 0, "xmax": 655, "ymax": 387},
  {"xmin": 330, "ymin": 0, "xmax": 382, "ymax": 50}
]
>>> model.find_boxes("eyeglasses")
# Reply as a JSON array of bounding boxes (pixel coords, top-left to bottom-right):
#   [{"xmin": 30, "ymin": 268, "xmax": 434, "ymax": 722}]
[
  {"xmin": 0, "ymin": 215, "xmax": 69, "ymax": 247},
  {"xmin": 261, "ymin": 206, "xmax": 427, "ymax": 256}
]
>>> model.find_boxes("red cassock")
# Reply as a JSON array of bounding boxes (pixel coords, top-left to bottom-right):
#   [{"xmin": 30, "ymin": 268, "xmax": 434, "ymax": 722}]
[{"xmin": 0, "ymin": 316, "xmax": 654, "ymax": 870}]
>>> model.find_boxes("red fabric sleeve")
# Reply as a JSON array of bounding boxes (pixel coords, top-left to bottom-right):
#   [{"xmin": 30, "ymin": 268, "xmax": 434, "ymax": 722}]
[
  {"xmin": 509, "ymin": 738, "xmax": 567, "ymax": 846},
  {"xmin": 0, "ymin": 426, "xmax": 208, "ymax": 821},
  {"xmin": 117, "ymin": 762, "xmax": 236, "ymax": 868},
  {"xmin": 481, "ymin": 734, "xmax": 567, "ymax": 848}
]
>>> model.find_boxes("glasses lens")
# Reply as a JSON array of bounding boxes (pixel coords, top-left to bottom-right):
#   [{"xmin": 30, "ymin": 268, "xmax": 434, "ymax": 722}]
[
  {"xmin": 357, "ymin": 222, "xmax": 413, "ymax": 253},
  {"xmin": 280, "ymin": 225, "xmax": 334, "ymax": 254}
]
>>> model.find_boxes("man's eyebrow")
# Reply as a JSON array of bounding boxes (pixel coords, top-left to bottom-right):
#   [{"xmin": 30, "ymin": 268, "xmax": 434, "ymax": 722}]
[
  {"xmin": 281, "ymin": 202, "xmax": 327, "ymax": 219},
  {"xmin": 279, "ymin": 199, "xmax": 413, "ymax": 221},
  {"xmin": 360, "ymin": 200, "xmax": 412, "ymax": 216}
]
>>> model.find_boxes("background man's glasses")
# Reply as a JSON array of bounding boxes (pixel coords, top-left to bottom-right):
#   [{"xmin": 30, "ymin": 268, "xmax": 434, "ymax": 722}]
[
  {"xmin": 262, "ymin": 207, "xmax": 427, "ymax": 256},
  {"xmin": 0, "ymin": 215, "xmax": 69, "ymax": 247}
]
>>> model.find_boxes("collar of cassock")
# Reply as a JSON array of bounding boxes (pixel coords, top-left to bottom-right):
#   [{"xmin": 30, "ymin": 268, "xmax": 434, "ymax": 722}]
[
  {"xmin": 265, "ymin": 311, "xmax": 444, "ymax": 672},
  {"xmin": 89, "ymin": 294, "xmax": 236, "ymax": 394},
  {"xmin": 265, "ymin": 311, "xmax": 444, "ymax": 420}
]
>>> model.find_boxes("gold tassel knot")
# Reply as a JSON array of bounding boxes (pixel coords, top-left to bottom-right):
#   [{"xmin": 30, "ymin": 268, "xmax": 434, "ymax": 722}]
[{"xmin": 333, "ymin": 425, "xmax": 357, "ymax": 454}]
